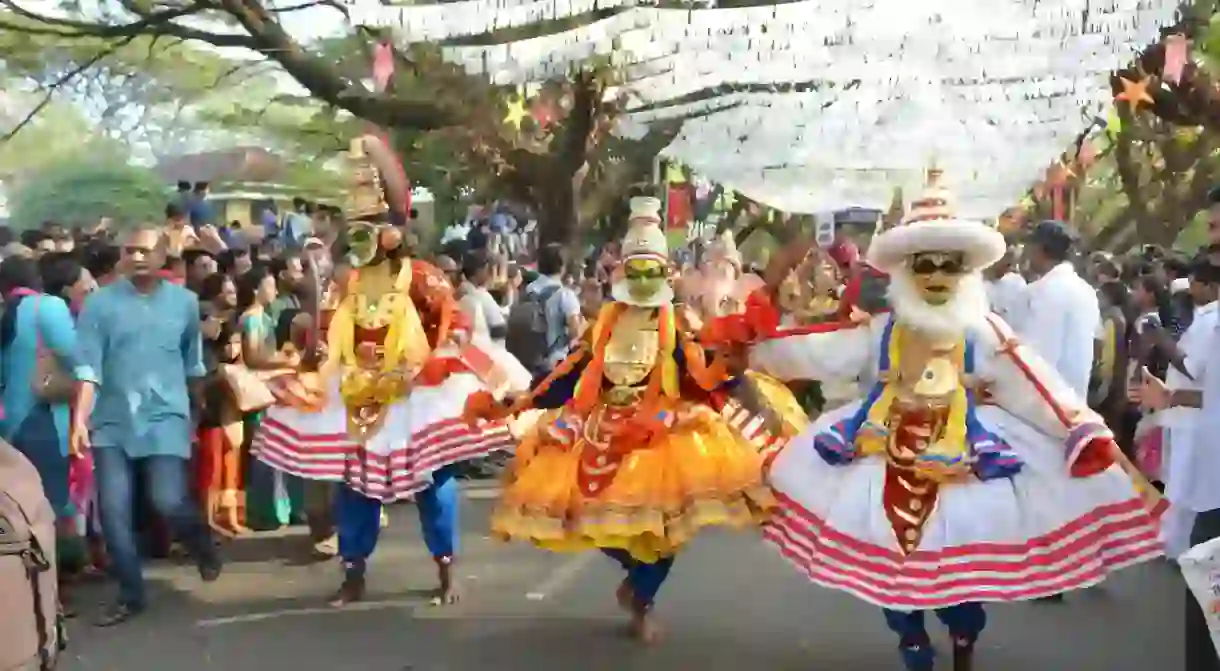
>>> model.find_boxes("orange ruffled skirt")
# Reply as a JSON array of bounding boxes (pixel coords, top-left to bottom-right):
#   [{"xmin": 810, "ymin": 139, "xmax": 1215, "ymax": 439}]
[{"xmin": 492, "ymin": 402, "xmax": 776, "ymax": 563}]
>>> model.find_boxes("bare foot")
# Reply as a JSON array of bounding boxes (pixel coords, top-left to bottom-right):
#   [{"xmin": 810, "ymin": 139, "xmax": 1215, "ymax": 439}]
[
  {"xmin": 328, "ymin": 574, "xmax": 365, "ymax": 608},
  {"xmin": 629, "ymin": 609, "xmax": 663, "ymax": 645},
  {"xmin": 430, "ymin": 557, "xmax": 460, "ymax": 606},
  {"xmin": 429, "ymin": 584, "xmax": 461, "ymax": 606},
  {"xmin": 615, "ymin": 579, "xmax": 634, "ymax": 612}
]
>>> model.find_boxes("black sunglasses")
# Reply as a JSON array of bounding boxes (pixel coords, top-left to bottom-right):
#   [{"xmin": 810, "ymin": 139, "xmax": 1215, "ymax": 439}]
[{"xmin": 910, "ymin": 256, "xmax": 965, "ymax": 276}]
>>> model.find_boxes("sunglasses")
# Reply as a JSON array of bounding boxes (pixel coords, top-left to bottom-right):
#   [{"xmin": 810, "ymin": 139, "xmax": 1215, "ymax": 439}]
[{"xmin": 910, "ymin": 255, "xmax": 965, "ymax": 276}]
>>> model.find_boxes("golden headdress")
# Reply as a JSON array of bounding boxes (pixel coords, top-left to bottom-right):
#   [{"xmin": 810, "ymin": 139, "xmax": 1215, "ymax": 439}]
[{"xmin": 344, "ymin": 137, "xmax": 389, "ymax": 221}]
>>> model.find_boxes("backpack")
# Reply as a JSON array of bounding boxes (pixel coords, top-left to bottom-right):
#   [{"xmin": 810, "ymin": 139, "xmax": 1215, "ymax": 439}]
[
  {"xmin": 505, "ymin": 285, "xmax": 562, "ymax": 375},
  {"xmin": 0, "ymin": 441, "xmax": 61, "ymax": 671}
]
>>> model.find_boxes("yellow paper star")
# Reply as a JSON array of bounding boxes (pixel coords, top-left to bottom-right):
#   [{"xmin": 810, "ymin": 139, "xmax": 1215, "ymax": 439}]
[
  {"xmin": 503, "ymin": 95, "xmax": 528, "ymax": 130},
  {"xmin": 1115, "ymin": 76, "xmax": 1155, "ymax": 108}
]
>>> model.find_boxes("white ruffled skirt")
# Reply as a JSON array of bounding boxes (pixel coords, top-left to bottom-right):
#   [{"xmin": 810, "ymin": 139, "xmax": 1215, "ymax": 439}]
[
  {"xmin": 252, "ymin": 343, "xmax": 529, "ymax": 503},
  {"xmin": 764, "ymin": 402, "xmax": 1163, "ymax": 610}
]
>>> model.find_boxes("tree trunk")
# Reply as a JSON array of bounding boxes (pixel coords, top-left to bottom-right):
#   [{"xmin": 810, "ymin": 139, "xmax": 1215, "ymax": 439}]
[{"xmin": 535, "ymin": 177, "xmax": 578, "ymax": 247}]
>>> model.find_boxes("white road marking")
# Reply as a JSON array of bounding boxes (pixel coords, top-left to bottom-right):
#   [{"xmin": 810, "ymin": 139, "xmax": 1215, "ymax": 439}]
[
  {"xmin": 524, "ymin": 552, "xmax": 595, "ymax": 601},
  {"xmin": 195, "ymin": 599, "xmax": 415, "ymax": 628}
]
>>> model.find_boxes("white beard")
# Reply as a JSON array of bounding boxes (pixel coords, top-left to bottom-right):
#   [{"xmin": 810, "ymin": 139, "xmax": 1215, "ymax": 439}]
[{"xmin": 886, "ymin": 271, "xmax": 990, "ymax": 341}]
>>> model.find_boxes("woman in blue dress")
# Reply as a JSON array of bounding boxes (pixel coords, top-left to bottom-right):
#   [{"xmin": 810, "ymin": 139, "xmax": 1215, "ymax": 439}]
[{"xmin": 0, "ymin": 254, "xmax": 89, "ymax": 604}]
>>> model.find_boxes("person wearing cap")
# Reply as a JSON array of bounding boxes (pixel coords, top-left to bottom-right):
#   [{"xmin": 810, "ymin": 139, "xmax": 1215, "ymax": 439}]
[
  {"xmin": 1016, "ymin": 220, "xmax": 1101, "ymax": 400},
  {"xmin": 248, "ymin": 135, "xmax": 532, "ymax": 607},
  {"xmin": 747, "ymin": 170, "xmax": 1162, "ymax": 671},
  {"xmin": 464, "ymin": 196, "xmax": 776, "ymax": 644}
]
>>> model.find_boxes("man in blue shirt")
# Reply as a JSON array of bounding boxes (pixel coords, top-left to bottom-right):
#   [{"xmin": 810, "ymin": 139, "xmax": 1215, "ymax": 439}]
[
  {"xmin": 187, "ymin": 181, "xmax": 215, "ymax": 228},
  {"xmin": 71, "ymin": 226, "xmax": 222, "ymax": 626}
]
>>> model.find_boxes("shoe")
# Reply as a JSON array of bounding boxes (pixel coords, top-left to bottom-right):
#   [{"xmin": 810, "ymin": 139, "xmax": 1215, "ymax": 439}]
[
  {"xmin": 898, "ymin": 635, "xmax": 935, "ymax": 671},
  {"xmin": 94, "ymin": 600, "xmax": 145, "ymax": 627},
  {"xmin": 197, "ymin": 551, "xmax": 223, "ymax": 582}
]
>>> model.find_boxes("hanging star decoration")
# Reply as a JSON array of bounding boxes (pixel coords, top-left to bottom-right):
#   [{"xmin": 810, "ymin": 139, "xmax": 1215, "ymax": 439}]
[
  {"xmin": 503, "ymin": 94, "xmax": 529, "ymax": 130},
  {"xmin": 1115, "ymin": 76, "xmax": 1155, "ymax": 109}
]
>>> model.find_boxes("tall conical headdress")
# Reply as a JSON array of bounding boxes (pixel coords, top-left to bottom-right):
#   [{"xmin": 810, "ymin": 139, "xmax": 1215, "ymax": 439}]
[
  {"xmin": 611, "ymin": 196, "xmax": 674, "ymax": 307},
  {"xmin": 343, "ymin": 137, "xmax": 389, "ymax": 221},
  {"xmin": 865, "ymin": 167, "xmax": 1006, "ymax": 274},
  {"xmin": 342, "ymin": 134, "xmax": 412, "ymax": 224},
  {"xmin": 621, "ymin": 196, "xmax": 668, "ymax": 264}
]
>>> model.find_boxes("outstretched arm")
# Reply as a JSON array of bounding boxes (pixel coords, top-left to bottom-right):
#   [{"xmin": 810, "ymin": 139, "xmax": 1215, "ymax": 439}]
[{"xmin": 980, "ymin": 314, "xmax": 1162, "ymax": 516}]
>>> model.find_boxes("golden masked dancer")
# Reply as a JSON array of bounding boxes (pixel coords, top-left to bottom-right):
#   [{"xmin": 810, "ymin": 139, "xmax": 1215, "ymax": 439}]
[
  {"xmin": 676, "ymin": 229, "xmax": 809, "ymax": 453},
  {"xmin": 732, "ymin": 171, "xmax": 1164, "ymax": 671},
  {"xmin": 464, "ymin": 197, "xmax": 776, "ymax": 643},
  {"xmin": 252, "ymin": 136, "xmax": 530, "ymax": 606}
]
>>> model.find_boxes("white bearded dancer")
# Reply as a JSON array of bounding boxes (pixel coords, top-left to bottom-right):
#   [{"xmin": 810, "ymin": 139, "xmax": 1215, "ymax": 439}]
[{"xmin": 742, "ymin": 170, "xmax": 1164, "ymax": 671}]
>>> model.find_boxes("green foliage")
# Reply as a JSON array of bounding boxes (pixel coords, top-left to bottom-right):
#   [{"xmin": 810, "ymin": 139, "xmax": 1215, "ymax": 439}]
[
  {"xmin": 9, "ymin": 159, "xmax": 170, "ymax": 230},
  {"xmin": 0, "ymin": 10, "xmax": 285, "ymax": 153},
  {"xmin": 1176, "ymin": 209, "xmax": 1211, "ymax": 250},
  {"xmin": 0, "ymin": 92, "xmax": 119, "ymax": 176}
]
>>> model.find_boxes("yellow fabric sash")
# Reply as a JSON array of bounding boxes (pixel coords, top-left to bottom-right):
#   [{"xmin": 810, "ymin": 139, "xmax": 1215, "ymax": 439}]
[
  {"xmin": 857, "ymin": 324, "xmax": 970, "ymax": 458},
  {"xmin": 326, "ymin": 260, "xmax": 431, "ymax": 376}
]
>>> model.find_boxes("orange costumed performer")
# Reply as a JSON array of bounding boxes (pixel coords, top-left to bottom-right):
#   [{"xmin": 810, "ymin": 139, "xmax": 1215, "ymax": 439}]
[{"xmin": 466, "ymin": 196, "xmax": 775, "ymax": 643}]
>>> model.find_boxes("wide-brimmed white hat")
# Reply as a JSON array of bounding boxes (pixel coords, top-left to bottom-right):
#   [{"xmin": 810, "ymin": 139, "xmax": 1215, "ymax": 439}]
[
  {"xmin": 611, "ymin": 196, "xmax": 674, "ymax": 307},
  {"xmin": 866, "ymin": 169, "xmax": 1006, "ymax": 275}
]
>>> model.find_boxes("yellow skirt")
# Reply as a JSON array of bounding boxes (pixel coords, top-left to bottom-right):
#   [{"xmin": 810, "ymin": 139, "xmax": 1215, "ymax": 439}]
[{"xmin": 492, "ymin": 402, "xmax": 776, "ymax": 563}]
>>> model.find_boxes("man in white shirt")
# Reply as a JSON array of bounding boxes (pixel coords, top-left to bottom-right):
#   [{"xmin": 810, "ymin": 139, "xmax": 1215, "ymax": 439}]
[
  {"xmin": 1138, "ymin": 192, "xmax": 1220, "ymax": 671},
  {"xmin": 1017, "ymin": 221, "xmax": 1101, "ymax": 399},
  {"xmin": 983, "ymin": 246, "xmax": 1026, "ymax": 322},
  {"xmin": 457, "ymin": 249, "xmax": 507, "ymax": 346},
  {"xmin": 1158, "ymin": 260, "xmax": 1219, "ymax": 556}
]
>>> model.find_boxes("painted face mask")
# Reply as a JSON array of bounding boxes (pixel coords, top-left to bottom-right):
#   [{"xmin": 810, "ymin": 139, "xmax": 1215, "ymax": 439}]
[
  {"xmin": 346, "ymin": 222, "xmax": 379, "ymax": 268},
  {"xmin": 908, "ymin": 251, "xmax": 965, "ymax": 306},
  {"xmin": 345, "ymin": 222, "xmax": 404, "ymax": 268},
  {"xmin": 623, "ymin": 258, "xmax": 668, "ymax": 302}
]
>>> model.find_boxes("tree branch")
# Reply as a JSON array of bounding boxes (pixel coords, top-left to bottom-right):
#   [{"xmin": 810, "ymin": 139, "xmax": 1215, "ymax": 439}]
[
  {"xmin": 215, "ymin": 0, "xmax": 452, "ymax": 130},
  {"xmin": 0, "ymin": 0, "xmax": 251, "ymax": 47},
  {"xmin": 0, "ymin": 33, "xmax": 138, "ymax": 143}
]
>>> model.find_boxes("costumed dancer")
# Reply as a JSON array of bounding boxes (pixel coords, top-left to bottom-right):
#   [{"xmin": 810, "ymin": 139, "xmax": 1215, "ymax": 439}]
[
  {"xmin": 677, "ymin": 232, "xmax": 807, "ymax": 444},
  {"xmin": 677, "ymin": 230, "xmax": 764, "ymax": 330},
  {"xmin": 252, "ymin": 136, "xmax": 530, "ymax": 606},
  {"xmin": 465, "ymin": 197, "xmax": 775, "ymax": 642},
  {"xmin": 736, "ymin": 171, "xmax": 1164, "ymax": 670}
]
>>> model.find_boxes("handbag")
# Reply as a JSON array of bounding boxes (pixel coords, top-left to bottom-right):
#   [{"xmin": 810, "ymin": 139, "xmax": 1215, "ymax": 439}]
[
  {"xmin": 218, "ymin": 364, "xmax": 276, "ymax": 413},
  {"xmin": 31, "ymin": 297, "xmax": 75, "ymax": 402}
]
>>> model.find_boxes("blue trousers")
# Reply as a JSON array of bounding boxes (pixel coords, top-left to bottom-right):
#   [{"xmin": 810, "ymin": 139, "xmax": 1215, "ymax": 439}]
[
  {"xmin": 337, "ymin": 465, "xmax": 459, "ymax": 574},
  {"xmin": 93, "ymin": 447, "xmax": 214, "ymax": 607},
  {"xmin": 883, "ymin": 603, "xmax": 986, "ymax": 669},
  {"xmin": 601, "ymin": 548, "xmax": 675, "ymax": 608}
]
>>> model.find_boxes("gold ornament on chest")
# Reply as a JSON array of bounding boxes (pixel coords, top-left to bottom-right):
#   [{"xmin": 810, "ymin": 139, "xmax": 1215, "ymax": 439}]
[{"xmin": 602, "ymin": 309, "xmax": 660, "ymax": 403}]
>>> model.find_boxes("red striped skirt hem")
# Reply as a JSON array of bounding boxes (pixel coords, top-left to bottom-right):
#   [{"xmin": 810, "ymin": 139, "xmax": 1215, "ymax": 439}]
[
  {"xmin": 252, "ymin": 416, "xmax": 515, "ymax": 502},
  {"xmin": 762, "ymin": 491, "xmax": 1163, "ymax": 610}
]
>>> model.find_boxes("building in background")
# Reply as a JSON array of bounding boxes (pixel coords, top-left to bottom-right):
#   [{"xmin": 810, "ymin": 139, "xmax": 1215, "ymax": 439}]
[{"xmin": 155, "ymin": 147, "xmax": 338, "ymax": 228}]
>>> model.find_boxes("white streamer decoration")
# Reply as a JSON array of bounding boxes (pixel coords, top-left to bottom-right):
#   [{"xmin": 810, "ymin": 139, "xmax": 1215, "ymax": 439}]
[{"xmin": 353, "ymin": 0, "xmax": 1180, "ymax": 216}]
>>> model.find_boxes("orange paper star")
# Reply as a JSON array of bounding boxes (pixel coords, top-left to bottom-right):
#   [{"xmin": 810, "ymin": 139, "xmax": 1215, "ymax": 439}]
[{"xmin": 1115, "ymin": 76, "xmax": 1155, "ymax": 108}]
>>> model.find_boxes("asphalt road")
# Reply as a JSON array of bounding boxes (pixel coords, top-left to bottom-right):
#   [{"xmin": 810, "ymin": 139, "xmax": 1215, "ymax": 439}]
[{"xmin": 59, "ymin": 494, "xmax": 1185, "ymax": 671}]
